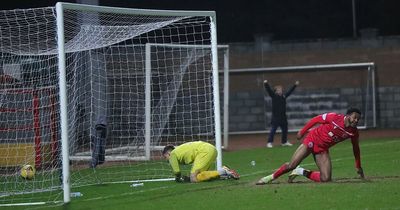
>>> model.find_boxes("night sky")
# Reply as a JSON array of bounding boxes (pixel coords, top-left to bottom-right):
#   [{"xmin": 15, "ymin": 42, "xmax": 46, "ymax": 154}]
[{"xmin": 2, "ymin": 0, "xmax": 400, "ymax": 43}]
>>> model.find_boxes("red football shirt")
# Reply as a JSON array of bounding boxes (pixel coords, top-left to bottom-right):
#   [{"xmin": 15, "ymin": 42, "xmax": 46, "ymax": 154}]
[{"xmin": 299, "ymin": 112, "xmax": 361, "ymax": 168}]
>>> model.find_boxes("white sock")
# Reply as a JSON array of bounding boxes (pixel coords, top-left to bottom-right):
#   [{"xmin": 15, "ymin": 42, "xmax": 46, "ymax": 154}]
[
  {"xmin": 296, "ymin": 167, "xmax": 304, "ymax": 175},
  {"xmin": 218, "ymin": 169, "xmax": 227, "ymax": 176}
]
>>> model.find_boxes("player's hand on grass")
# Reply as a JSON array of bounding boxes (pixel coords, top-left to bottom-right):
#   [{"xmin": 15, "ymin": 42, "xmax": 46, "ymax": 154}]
[
  {"xmin": 175, "ymin": 175, "xmax": 184, "ymax": 183},
  {"xmin": 356, "ymin": 167, "xmax": 365, "ymax": 179},
  {"xmin": 175, "ymin": 173, "xmax": 183, "ymax": 182},
  {"xmin": 175, "ymin": 175, "xmax": 190, "ymax": 183},
  {"xmin": 182, "ymin": 175, "xmax": 191, "ymax": 182}
]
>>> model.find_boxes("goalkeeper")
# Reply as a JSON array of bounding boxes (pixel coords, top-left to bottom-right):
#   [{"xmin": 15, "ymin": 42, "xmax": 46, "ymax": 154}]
[{"xmin": 162, "ymin": 141, "xmax": 240, "ymax": 183}]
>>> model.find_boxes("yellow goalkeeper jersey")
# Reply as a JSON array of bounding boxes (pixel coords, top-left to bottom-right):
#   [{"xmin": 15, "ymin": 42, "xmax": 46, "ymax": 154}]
[{"xmin": 169, "ymin": 141, "xmax": 216, "ymax": 174}]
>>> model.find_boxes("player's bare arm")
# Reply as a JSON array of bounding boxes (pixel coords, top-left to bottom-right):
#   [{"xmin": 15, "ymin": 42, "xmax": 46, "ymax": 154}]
[
  {"xmin": 296, "ymin": 130, "xmax": 303, "ymax": 140},
  {"xmin": 296, "ymin": 115, "xmax": 323, "ymax": 140}
]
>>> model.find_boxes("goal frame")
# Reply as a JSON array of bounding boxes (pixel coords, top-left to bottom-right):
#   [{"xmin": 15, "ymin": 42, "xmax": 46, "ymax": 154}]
[
  {"xmin": 55, "ymin": 2, "xmax": 221, "ymax": 204},
  {"xmin": 68, "ymin": 44, "xmax": 230, "ymax": 163},
  {"xmin": 144, "ymin": 43, "xmax": 229, "ymax": 161},
  {"xmin": 223, "ymin": 62, "xmax": 376, "ymax": 139}
]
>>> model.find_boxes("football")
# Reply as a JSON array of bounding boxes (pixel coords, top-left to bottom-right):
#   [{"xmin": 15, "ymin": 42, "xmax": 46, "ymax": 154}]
[{"xmin": 20, "ymin": 164, "xmax": 36, "ymax": 180}]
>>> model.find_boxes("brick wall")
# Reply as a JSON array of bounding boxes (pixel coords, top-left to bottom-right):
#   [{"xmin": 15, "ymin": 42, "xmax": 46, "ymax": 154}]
[{"xmin": 225, "ymin": 36, "xmax": 400, "ymax": 131}]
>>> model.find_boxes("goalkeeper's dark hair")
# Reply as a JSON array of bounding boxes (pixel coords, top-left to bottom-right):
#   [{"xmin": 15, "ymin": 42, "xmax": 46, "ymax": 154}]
[
  {"xmin": 346, "ymin": 107, "xmax": 361, "ymax": 116},
  {"xmin": 162, "ymin": 145, "xmax": 175, "ymax": 155}
]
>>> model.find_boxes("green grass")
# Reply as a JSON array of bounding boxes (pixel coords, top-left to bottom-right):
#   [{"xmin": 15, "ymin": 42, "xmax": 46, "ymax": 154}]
[{"xmin": 5, "ymin": 138, "xmax": 400, "ymax": 210}]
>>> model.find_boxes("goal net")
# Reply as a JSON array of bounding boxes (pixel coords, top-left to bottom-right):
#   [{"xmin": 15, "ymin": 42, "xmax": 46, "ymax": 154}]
[
  {"xmin": 0, "ymin": 3, "xmax": 222, "ymax": 205},
  {"xmin": 225, "ymin": 63, "xmax": 376, "ymax": 135}
]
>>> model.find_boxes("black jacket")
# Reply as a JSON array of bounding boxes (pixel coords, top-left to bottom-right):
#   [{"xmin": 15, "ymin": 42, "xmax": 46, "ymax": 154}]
[{"xmin": 264, "ymin": 83, "xmax": 297, "ymax": 124}]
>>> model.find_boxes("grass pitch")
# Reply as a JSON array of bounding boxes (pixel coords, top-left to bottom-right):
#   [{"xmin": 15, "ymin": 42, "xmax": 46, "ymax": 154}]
[{"xmin": 6, "ymin": 137, "xmax": 400, "ymax": 210}]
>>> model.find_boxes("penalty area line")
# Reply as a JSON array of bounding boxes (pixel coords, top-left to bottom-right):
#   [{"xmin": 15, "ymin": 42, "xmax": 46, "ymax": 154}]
[{"xmin": 82, "ymin": 186, "xmax": 174, "ymax": 202}]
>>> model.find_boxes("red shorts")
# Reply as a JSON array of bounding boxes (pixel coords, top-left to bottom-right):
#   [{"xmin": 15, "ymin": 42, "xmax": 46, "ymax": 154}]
[{"xmin": 302, "ymin": 136, "xmax": 329, "ymax": 154}]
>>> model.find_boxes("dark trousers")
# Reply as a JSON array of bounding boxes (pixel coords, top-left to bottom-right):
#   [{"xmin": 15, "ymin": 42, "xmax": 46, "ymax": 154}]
[
  {"xmin": 267, "ymin": 122, "xmax": 288, "ymax": 144},
  {"xmin": 90, "ymin": 124, "xmax": 107, "ymax": 168}
]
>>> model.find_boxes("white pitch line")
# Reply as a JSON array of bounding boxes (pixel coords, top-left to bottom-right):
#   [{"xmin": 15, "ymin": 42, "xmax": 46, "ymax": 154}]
[{"xmin": 82, "ymin": 186, "xmax": 172, "ymax": 202}]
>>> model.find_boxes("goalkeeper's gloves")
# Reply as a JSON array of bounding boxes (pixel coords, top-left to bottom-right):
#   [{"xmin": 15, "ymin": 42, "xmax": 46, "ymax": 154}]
[
  {"xmin": 356, "ymin": 167, "xmax": 365, "ymax": 179},
  {"xmin": 175, "ymin": 173, "xmax": 190, "ymax": 183}
]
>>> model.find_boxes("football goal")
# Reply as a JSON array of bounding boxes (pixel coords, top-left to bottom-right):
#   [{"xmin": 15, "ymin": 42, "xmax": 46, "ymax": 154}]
[
  {"xmin": 224, "ymin": 63, "xmax": 376, "ymax": 136},
  {"xmin": 0, "ymin": 2, "xmax": 223, "ymax": 205}
]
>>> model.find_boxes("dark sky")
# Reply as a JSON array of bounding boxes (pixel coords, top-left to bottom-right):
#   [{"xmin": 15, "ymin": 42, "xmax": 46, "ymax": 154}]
[{"xmin": 2, "ymin": 0, "xmax": 400, "ymax": 43}]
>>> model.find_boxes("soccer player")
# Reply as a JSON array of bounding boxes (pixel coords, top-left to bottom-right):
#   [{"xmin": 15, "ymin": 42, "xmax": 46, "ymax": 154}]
[
  {"xmin": 162, "ymin": 141, "xmax": 240, "ymax": 183},
  {"xmin": 264, "ymin": 80, "xmax": 299, "ymax": 148},
  {"xmin": 256, "ymin": 108, "xmax": 365, "ymax": 184}
]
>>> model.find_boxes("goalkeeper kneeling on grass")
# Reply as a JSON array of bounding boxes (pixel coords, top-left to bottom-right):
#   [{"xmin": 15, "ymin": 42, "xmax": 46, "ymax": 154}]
[{"xmin": 162, "ymin": 141, "xmax": 240, "ymax": 183}]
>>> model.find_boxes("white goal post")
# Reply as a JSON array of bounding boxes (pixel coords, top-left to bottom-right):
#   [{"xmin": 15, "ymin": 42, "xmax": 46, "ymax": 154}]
[
  {"xmin": 0, "ymin": 2, "xmax": 223, "ymax": 206},
  {"xmin": 223, "ymin": 62, "xmax": 376, "ymax": 139},
  {"xmin": 68, "ymin": 43, "xmax": 229, "ymax": 162}
]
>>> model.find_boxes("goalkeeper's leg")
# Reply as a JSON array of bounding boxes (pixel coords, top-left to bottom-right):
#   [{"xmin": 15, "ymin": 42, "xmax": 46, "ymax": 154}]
[
  {"xmin": 195, "ymin": 167, "xmax": 240, "ymax": 182},
  {"xmin": 196, "ymin": 171, "xmax": 220, "ymax": 182},
  {"xmin": 192, "ymin": 146, "xmax": 219, "ymax": 182}
]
